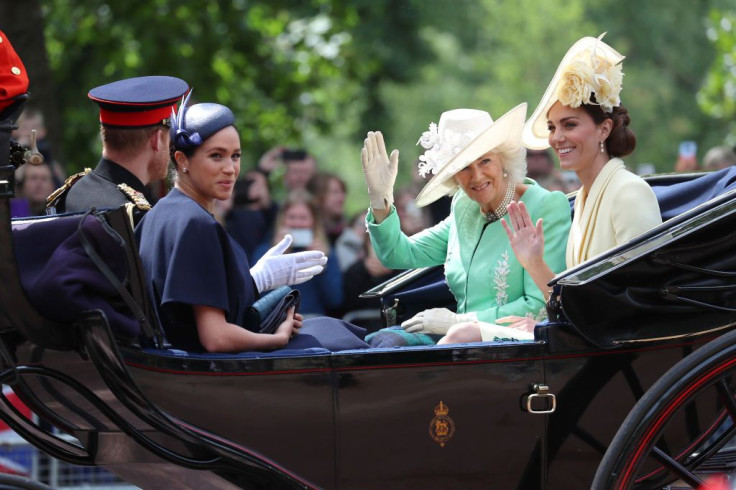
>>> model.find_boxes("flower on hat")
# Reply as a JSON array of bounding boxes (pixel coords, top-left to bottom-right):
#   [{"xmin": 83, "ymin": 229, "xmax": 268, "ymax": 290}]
[
  {"xmin": 555, "ymin": 33, "xmax": 624, "ymax": 113},
  {"xmin": 557, "ymin": 59, "xmax": 596, "ymax": 108},
  {"xmin": 417, "ymin": 122, "xmax": 438, "ymax": 150},
  {"xmin": 594, "ymin": 63, "xmax": 623, "ymax": 112},
  {"xmin": 417, "ymin": 124, "xmax": 473, "ymax": 178}
]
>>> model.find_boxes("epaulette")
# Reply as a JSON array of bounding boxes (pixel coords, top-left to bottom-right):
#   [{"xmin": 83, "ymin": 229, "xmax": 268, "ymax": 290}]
[
  {"xmin": 45, "ymin": 168, "xmax": 92, "ymax": 210},
  {"xmin": 117, "ymin": 183, "xmax": 151, "ymax": 211}
]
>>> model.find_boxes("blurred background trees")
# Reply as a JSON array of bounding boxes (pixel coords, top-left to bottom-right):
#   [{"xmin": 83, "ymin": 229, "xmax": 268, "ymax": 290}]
[{"xmin": 1, "ymin": 0, "xmax": 734, "ymax": 214}]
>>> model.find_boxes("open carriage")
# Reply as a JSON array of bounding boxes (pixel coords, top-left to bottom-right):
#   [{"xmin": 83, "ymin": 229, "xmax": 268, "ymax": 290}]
[{"xmin": 2, "ymin": 115, "xmax": 736, "ymax": 488}]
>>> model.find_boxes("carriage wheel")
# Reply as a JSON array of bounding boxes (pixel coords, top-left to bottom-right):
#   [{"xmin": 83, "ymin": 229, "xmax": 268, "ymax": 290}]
[{"xmin": 592, "ymin": 327, "xmax": 736, "ymax": 489}]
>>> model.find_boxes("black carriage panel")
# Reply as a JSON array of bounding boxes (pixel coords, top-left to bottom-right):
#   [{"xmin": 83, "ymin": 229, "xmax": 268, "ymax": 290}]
[
  {"xmin": 126, "ymin": 347, "xmax": 337, "ymax": 488},
  {"xmin": 331, "ymin": 341, "xmax": 547, "ymax": 490},
  {"xmin": 540, "ymin": 322, "xmax": 714, "ymax": 489}
]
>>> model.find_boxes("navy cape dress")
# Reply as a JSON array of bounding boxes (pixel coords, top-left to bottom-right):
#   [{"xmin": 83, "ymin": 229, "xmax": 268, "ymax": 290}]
[{"xmin": 135, "ymin": 188, "xmax": 368, "ymax": 352}]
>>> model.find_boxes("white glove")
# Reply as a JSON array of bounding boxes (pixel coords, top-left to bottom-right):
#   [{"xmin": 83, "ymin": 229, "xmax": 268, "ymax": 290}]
[
  {"xmin": 361, "ymin": 131, "xmax": 399, "ymax": 210},
  {"xmin": 400, "ymin": 308, "xmax": 478, "ymax": 335},
  {"xmin": 250, "ymin": 235, "xmax": 328, "ymax": 293}
]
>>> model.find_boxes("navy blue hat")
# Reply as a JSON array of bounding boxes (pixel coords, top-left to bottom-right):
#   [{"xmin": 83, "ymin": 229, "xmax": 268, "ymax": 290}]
[
  {"xmin": 88, "ymin": 76, "xmax": 189, "ymax": 127},
  {"xmin": 170, "ymin": 94, "xmax": 235, "ymax": 150}
]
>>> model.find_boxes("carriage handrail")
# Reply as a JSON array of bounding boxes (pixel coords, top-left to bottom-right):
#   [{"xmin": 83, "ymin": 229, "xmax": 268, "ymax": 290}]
[{"xmin": 359, "ymin": 266, "xmax": 437, "ymax": 298}]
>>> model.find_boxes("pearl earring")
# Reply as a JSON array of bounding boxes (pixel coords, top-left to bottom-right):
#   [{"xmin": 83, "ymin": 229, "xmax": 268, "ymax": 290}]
[
  {"xmin": 182, "ymin": 167, "xmax": 188, "ymax": 173},
  {"xmin": 600, "ymin": 141, "xmax": 605, "ymax": 153},
  {"xmin": 503, "ymin": 171, "xmax": 508, "ymax": 178}
]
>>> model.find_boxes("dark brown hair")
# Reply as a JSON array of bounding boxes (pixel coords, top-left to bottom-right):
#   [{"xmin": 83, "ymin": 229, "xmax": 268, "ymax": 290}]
[
  {"xmin": 581, "ymin": 97, "xmax": 636, "ymax": 158},
  {"xmin": 306, "ymin": 172, "xmax": 347, "ymax": 207}
]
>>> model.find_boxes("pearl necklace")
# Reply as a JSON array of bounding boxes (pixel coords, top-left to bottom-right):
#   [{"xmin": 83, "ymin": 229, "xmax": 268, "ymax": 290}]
[{"xmin": 481, "ymin": 183, "xmax": 515, "ymax": 222}]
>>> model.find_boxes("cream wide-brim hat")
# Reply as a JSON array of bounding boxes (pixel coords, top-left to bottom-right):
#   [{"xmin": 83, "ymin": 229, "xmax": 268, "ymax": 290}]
[
  {"xmin": 521, "ymin": 35, "xmax": 625, "ymax": 150},
  {"xmin": 414, "ymin": 102, "xmax": 527, "ymax": 207}
]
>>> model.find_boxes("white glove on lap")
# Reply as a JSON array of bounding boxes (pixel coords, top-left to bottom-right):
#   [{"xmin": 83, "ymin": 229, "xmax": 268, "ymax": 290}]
[
  {"xmin": 400, "ymin": 308, "xmax": 478, "ymax": 335},
  {"xmin": 362, "ymin": 131, "xmax": 399, "ymax": 210},
  {"xmin": 250, "ymin": 235, "xmax": 327, "ymax": 293}
]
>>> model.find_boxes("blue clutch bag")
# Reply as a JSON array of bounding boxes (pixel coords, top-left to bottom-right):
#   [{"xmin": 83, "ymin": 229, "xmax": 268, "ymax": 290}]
[{"xmin": 244, "ymin": 286, "xmax": 301, "ymax": 334}]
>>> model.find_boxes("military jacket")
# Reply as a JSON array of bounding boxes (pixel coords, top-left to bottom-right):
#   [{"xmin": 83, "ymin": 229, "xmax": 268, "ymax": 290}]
[{"xmin": 46, "ymin": 157, "xmax": 152, "ymax": 222}]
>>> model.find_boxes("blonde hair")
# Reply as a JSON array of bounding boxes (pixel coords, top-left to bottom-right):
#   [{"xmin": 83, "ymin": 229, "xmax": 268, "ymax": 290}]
[
  {"xmin": 493, "ymin": 142, "xmax": 527, "ymax": 185},
  {"xmin": 273, "ymin": 189, "xmax": 328, "ymax": 247}
]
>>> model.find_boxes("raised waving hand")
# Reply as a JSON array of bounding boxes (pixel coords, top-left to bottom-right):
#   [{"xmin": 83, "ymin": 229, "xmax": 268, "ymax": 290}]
[
  {"xmin": 361, "ymin": 131, "xmax": 399, "ymax": 211},
  {"xmin": 501, "ymin": 201, "xmax": 556, "ymax": 300}
]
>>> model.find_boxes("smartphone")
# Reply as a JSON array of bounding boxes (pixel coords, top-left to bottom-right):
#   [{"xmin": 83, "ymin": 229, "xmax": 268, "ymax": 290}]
[
  {"xmin": 281, "ymin": 149, "xmax": 308, "ymax": 162},
  {"xmin": 289, "ymin": 228, "xmax": 314, "ymax": 248},
  {"xmin": 679, "ymin": 141, "xmax": 697, "ymax": 159}
]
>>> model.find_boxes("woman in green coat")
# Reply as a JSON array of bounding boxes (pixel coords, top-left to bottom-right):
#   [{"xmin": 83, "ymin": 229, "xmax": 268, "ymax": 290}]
[{"xmin": 361, "ymin": 103, "xmax": 571, "ymax": 346}]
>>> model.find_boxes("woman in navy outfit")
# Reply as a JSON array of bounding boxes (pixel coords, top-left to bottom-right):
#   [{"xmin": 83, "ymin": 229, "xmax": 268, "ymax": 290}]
[{"xmin": 135, "ymin": 94, "xmax": 369, "ymax": 352}]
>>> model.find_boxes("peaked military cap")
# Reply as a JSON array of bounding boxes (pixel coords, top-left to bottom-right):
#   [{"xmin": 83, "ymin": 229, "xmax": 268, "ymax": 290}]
[
  {"xmin": 88, "ymin": 75, "xmax": 189, "ymax": 128},
  {"xmin": 0, "ymin": 30, "xmax": 29, "ymax": 113}
]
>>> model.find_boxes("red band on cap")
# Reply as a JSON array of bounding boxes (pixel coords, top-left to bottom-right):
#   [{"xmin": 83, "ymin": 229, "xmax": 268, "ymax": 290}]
[
  {"xmin": 99, "ymin": 104, "xmax": 174, "ymax": 127},
  {"xmin": 0, "ymin": 30, "xmax": 30, "ymax": 113}
]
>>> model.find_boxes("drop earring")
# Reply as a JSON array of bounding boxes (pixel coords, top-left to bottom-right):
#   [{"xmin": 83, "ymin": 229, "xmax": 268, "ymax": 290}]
[
  {"xmin": 600, "ymin": 141, "xmax": 605, "ymax": 153},
  {"xmin": 182, "ymin": 167, "xmax": 188, "ymax": 173}
]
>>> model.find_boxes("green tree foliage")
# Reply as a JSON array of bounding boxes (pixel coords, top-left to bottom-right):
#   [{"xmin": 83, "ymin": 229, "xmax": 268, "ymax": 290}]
[
  {"xmin": 41, "ymin": 0, "xmax": 385, "ymax": 165},
  {"xmin": 698, "ymin": 7, "xmax": 736, "ymax": 145},
  {"xmin": 586, "ymin": 0, "xmax": 725, "ymax": 172},
  {"xmin": 379, "ymin": 0, "xmax": 730, "ymax": 183},
  {"xmin": 375, "ymin": 0, "xmax": 598, "ymax": 191},
  {"xmin": 14, "ymin": 0, "xmax": 734, "ymax": 213}
]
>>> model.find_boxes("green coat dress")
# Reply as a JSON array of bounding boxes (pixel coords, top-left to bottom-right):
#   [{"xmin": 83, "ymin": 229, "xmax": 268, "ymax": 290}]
[{"xmin": 367, "ymin": 180, "xmax": 571, "ymax": 323}]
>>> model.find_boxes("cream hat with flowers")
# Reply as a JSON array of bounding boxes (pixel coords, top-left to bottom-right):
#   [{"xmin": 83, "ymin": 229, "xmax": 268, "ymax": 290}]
[
  {"xmin": 414, "ymin": 103, "xmax": 527, "ymax": 207},
  {"xmin": 522, "ymin": 33, "xmax": 625, "ymax": 150}
]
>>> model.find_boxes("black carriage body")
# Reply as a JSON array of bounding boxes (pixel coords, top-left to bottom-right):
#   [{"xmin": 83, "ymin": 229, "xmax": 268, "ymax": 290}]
[
  {"xmin": 118, "ymin": 324, "xmax": 711, "ymax": 489},
  {"xmin": 2, "ymin": 168, "xmax": 736, "ymax": 489}
]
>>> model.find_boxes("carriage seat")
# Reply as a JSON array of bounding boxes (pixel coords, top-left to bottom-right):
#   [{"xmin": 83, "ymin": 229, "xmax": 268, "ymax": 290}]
[
  {"xmin": 649, "ymin": 166, "xmax": 736, "ymax": 221},
  {"xmin": 10, "ymin": 208, "xmax": 152, "ymax": 347}
]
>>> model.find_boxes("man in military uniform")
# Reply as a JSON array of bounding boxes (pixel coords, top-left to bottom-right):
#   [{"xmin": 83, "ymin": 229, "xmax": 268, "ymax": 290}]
[{"xmin": 47, "ymin": 76, "xmax": 189, "ymax": 220}]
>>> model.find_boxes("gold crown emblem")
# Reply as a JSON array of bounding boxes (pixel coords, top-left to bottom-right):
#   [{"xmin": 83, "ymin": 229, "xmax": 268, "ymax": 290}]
[{"xmin": 434, "ymin": 401, "xmax": 449, "ymax": 416}]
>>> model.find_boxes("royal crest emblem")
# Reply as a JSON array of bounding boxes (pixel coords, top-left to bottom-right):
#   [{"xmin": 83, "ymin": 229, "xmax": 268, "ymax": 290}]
[{"xmin": 428, "ymin": 401, "xmax": 455, "ymax": 447}]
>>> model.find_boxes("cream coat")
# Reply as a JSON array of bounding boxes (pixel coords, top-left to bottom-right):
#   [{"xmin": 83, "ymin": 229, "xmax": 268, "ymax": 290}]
[{"xmin": 566, "ymin": 158, "xmax": 662, "ymax": 266}]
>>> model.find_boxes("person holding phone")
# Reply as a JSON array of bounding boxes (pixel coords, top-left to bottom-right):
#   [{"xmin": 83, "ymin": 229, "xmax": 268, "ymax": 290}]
[
  {"xmin": 256, "ymin": 146, "xmax": 317, "ymax": 193},
  {"xmin": 136, "ymin": 98, "xmax": 368, "ymax": 352},
  {"xmin": 675, "ymin": 141, "xmax": 700, "ymax": 172},
  {"xmin": 253, "ymin": 189, "xmax": 344, "ymax": 317}
]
